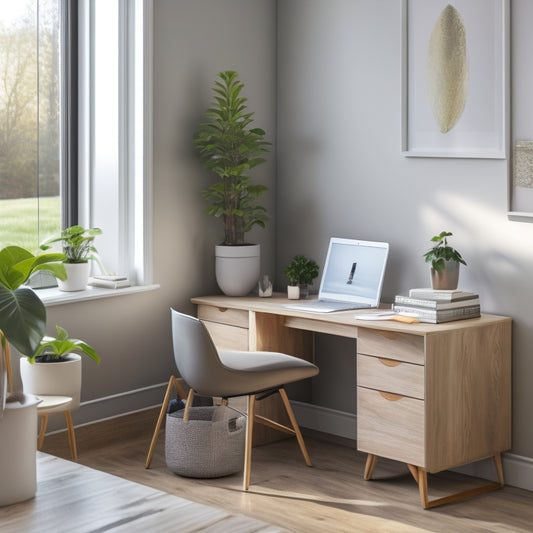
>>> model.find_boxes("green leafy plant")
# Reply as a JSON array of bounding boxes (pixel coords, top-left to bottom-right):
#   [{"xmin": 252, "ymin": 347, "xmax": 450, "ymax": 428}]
[
  {"xmin": 29, "ymin": 325, "xmax": 100, "ymax": 364},
  {"xmin": 194, "ymin": 70, "xmax": 271, "ymax": 245},
  {"xmin": 0, "ymin": 246, "xmax": 66, "ymax": 356},
  {"xmin": 423, "ymin": 231, "xmax": 467, "ymax": 271},
  {"xmin": 40, "ymin": 225, "xmax": 102, "ymax": 264},
  {"xmin": 284, "ymin": 255, "xmax": 320, "ymax": 286}
]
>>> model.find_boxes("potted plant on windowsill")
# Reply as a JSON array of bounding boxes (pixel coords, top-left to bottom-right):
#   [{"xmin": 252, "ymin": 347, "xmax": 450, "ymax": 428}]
[
  {"xmin": 40, "ymin": 225, "xmax": 103, "ymax": 292},
  {"xmin": 194, "ymin": 70, "xmax": 271, "ymax": 296},
  {"xmin": 284, "ymin": 255, "xmax": 320, "ymax": 300},
  {"xmin": 423, "ymin": 231, "xmax": 467, "ymax": 290},
  {"xmin": 20, "ymin": 326, "xmax": 101, "ymax": 413},
  {"xmin": 0, "ymin": 245, "xmax": 66, "ymax": 506}
]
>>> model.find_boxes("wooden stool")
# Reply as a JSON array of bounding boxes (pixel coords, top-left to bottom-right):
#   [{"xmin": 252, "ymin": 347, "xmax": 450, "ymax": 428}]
[{"xmin": 36, "ymin": 395, "xmax": 77, "ymax": 460}]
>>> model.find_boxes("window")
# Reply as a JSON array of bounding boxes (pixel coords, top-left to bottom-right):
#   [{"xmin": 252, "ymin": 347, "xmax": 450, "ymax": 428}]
[
  {"xmin": 0, "ymin": 0, "xmax": 152, "ymax": 287},
  {"xmin": 0, "ymin": 0, "xmax": 62, "ymax": 253}
]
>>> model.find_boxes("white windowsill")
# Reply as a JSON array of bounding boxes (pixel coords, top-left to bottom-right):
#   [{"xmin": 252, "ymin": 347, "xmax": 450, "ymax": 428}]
[{"xmin": 37, "ymin": 284, "xmax": 160, "ymax": 307}]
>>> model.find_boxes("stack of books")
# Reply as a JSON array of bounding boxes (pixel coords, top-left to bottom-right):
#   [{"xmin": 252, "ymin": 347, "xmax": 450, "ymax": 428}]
[{"xmin": 392, "ymin": 288, "xmax": 480, "ymax": 323}]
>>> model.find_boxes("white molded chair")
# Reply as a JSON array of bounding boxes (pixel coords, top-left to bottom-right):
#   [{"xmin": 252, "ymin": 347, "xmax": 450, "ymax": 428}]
[{"xmin": 146, "ymin": 308, "xmax": 319, "ymax": 490}]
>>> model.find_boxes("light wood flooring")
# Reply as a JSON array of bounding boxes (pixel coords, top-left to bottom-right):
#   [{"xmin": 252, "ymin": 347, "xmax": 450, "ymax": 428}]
[{"xmin": 39, "ymin": 408, "xmax": 533, "ymax": 533}]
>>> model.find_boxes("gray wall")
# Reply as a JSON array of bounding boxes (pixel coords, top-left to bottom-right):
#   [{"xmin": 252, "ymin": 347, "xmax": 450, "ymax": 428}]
[{"xmin": 277, "ymin": 0, "xmax": 533, "ymax": 461}]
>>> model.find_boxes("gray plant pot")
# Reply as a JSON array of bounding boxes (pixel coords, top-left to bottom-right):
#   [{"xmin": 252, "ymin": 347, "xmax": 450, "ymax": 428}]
[{"xmin": 430, "ymin": 260, "xmax": 460, "ymax": 290}]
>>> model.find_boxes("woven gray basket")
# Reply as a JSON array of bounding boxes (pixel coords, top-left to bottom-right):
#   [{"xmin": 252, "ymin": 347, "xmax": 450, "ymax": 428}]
[{"xmin": 165, "ymin": 405, "xmax": 245, "ymax": 478}]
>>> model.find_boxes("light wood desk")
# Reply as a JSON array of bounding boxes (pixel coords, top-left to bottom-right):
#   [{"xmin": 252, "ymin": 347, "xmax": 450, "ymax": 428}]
[{"xmin": 191, "ymin": 293, "xmax": 512, "ymax": 508}]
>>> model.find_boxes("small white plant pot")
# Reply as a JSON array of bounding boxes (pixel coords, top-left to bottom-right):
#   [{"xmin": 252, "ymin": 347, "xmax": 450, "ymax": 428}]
[
  {"xmin": 20, "ymin": 354, "xmax": 82, "ymax": 410},
  {"xmin": 58, "ymin": 262, "xmax": 90, "ymax": 292},
  {"xmin": 287, "ymin": 285, "xmax": 300, "ymax": 300}
]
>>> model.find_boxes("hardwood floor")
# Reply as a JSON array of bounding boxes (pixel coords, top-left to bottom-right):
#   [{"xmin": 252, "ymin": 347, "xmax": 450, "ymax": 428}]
[{"xmin": 39, "ymin": 408, "xmax": 533, "ymax": 533}]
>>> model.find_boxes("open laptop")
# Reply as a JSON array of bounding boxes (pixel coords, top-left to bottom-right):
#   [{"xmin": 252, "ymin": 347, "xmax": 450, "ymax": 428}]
[{"xmin": 285, "ymin": 237, "xmax": 389, "ymax": 313}]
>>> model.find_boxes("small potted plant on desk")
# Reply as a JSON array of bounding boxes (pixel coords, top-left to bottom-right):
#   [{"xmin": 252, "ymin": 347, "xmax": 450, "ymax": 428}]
[
  {"xmin": 40, "ymin": 225, "xmax": 103, "ymax": 291},
  {"xmin": 423, "ymin": 230, "xmax": 467, "ymax": 290},
  {"xmin": 284, "ymin": 255, "xmax": 319, "ymax": 300}
]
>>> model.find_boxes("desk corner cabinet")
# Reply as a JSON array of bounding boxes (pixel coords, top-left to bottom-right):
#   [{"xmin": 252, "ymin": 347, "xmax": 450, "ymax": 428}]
[{"xmin": 191, "ymin": 294, "xmax": 511, "ymax": 508}]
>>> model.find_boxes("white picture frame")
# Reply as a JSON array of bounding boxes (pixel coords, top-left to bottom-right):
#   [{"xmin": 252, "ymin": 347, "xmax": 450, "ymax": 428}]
[{"xmin": 401, "ymin": 0, "xmax": 509, "ymax": 159}]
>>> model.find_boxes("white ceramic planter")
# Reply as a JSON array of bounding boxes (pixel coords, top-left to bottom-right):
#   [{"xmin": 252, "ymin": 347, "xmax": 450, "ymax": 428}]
[
  {"xmin": 215, "ymin": 244, "xmax": 260, "ymax": 297},
  {"xmin": 20, "ymin": 354, "xmax": 82, "ymax": 410},
  {"xmin": 0, "ymin": 394, "xmax": 41, "ymax": 507},
  {"xmin": 287, "ymin": 285, "xmax": 300, "ymax": 300},
  {"xmin": 58, "ymin": 262, "xmax": 90, "ymax": 292}
]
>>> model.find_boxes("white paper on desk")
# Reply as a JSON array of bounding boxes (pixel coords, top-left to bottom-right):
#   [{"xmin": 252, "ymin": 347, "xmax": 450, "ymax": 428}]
[{"xmin": 355, "ymin": 312, "xmax": 398, "ymax": 320}]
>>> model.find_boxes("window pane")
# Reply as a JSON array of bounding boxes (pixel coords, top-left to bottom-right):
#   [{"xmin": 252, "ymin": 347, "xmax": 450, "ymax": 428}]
[{"xmin": 0, "ymin": 0, "xmax": 61, "ymax": 254}]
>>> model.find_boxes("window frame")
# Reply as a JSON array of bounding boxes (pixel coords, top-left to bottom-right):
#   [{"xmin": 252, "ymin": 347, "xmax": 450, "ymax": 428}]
[{"xmin": 76, "ymin": 0, "xmax": 153, "ymax": 286}]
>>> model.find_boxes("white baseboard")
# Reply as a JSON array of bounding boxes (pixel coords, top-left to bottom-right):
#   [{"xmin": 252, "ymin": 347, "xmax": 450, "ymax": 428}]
[
  {"xmin": 44, "ymin": 381, "xmax": 169, "ymax": 433},
  {"xmin": 292, "ymin": 401, "xmax": 533, "ymax": 493}
]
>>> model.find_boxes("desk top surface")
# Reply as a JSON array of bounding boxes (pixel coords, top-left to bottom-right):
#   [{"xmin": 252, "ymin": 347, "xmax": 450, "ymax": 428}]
[{"xmin": 191, "ymin": 293, "xmax": 511, "ymax": 336}]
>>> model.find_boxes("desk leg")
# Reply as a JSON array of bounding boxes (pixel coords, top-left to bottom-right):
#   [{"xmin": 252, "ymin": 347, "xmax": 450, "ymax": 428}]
[
  {"xmin": 363, "ymin": 454, "xmax": 378, "ymax": 480},
  {"xmin": 412, "ymin": 453, "xmax": 504, "ymax": 509}
]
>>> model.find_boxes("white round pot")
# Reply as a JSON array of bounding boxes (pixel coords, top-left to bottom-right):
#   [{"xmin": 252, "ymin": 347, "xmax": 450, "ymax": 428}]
[
  {"xmin": 215, "ymin": 244, "xmax": 260, "ymax": 297},
  {"xmin": 20, "ymin": 354, "xmax": 82, "ymax": 410},
  {"xmin": 58, "ymin": 262, "xmax": 90, "ymax": 292},
  {"xmin": 0, "ymin": 394, "xmax": 41, "ymax": 507}
]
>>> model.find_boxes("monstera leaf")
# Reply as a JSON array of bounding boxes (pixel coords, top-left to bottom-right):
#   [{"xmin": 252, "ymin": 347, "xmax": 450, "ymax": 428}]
[{"xmin": 0, "ymin": 246, "xmax": 66, "ymax": 356}]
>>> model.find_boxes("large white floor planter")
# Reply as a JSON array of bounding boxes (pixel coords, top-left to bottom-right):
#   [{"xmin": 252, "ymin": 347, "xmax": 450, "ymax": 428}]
[
  {"xmin": 215, "ymin": 244, "xmax": 260, "ymax": 297},
  {"xmin": 0, "ymin": 394, "xmax": 41, "ymax": 507},
  {"xmin": 58, "ymin": 263, "xmax": 90, "ymax": 292},
  {"xmin": 20, "ymin": 354, "xmax": 82, "ymax": 410}
]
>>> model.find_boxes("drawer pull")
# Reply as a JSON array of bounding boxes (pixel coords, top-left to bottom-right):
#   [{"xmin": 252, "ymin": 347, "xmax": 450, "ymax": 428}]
[
  {"xmin": 217, "ymin": 307, "xmax": 228, "ymax": 313},
  {"xmin": 379, "ymin": 391, "xmax": 404, "ymax": 401},
  {"xmin": 378, "ymin": 331, "xmax": 398, "ymax": 340},
  {"xmin": 378, "ymin": 357, "xmax": 401, "ymax": 367}
]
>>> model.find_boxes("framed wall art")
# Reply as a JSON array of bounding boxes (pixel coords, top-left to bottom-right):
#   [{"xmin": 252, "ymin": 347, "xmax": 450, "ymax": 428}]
[{"xmin": 401, "ymin": 0, "xmax": 509, "ymax": 158}]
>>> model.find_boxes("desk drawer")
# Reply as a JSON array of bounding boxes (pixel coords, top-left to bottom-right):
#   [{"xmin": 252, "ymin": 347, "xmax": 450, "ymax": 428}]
[
  {"xmin": 357, "ymin": 386, "xmax": 425, "ymax": 466},
  {"xmin": 358, "ymin": 328, "xmax": 424, "ymax": 365},
  {"xmin": 198, "ymin": 305, "xmax": 249, "ymax": 328},
  {"xmin": 357, "ymin": 354, "xmax": 424, "ymax": 400},
  {"xmin": 203, "ymin": 321, "xmax": 249, "ymax": 351}
]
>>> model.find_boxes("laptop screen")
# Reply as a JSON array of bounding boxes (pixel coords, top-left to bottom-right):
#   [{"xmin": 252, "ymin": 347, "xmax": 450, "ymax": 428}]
[{"xmin": 318, "ymin": 238, "xmax": 389, "ymax": 306}]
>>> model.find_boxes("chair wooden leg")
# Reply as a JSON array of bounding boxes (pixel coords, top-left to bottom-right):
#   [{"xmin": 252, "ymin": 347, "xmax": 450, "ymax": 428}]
[
  {"xmin": 37, "ymin": 414, "xmax": 48, "ymax": 450},
  {"xmin": 364, "ymin": 454, "xmax": 378, "ymax": 480},
  {"xmin": 279, "ymin": 387, "xmax": 312, "ymax": 467},
  {"xmin": 64, "ymin": 411, "xmax": 78, "ymax": 460},
  {"xmin": 145, "ymin": 376, "xmax": 186, "ymax": 468},
  {"xmin": 243, "ymin": 394, "xmax": 256, "ymax": 491},
  {"xmin": 183, "ymin": 388, "xmax": 195, "ymax": 422}
]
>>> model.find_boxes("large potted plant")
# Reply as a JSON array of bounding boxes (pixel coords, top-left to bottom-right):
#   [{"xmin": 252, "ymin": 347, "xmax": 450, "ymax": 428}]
[
  {"xmin": 40, "ymin": 225, "xmax": 103, "ymax": 292},
  {"xmin": 284, "ymin": 255, "xmax": 320, "ymax": 300},
  {"xmin": 194, "ymin": 70, "xmax": 271, "ymax": 296},
  {"xmin": 0, "ymin": 246, "xmax": 66, "ymax": 506},
  {"xmin": 423, "ymin": 231, "xmax": 467, "ymax": 290}
]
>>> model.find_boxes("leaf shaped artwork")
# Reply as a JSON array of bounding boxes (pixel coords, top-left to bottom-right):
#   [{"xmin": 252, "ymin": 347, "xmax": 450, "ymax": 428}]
[{"xmin": 427, "ymin": 4, "xmax": 468, "ymax": 134}]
